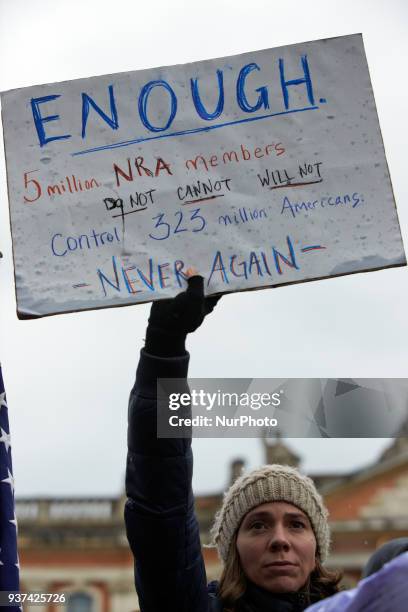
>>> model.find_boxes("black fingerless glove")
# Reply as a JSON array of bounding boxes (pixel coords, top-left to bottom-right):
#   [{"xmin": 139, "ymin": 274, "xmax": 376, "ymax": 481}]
[{"xmin": 145, "ymin": 276, "xmax": 221, "ymax": 357}]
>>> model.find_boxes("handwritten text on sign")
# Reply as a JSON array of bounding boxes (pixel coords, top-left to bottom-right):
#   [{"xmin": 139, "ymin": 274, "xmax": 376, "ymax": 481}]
[{"xmin": 1, "ymin": 34, "xmax": 405, "ymax": 317}]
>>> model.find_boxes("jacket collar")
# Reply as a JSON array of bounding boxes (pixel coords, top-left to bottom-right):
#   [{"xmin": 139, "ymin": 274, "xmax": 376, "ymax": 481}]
[
  {"xmin": 239, "ymin": 582, "xmax": 314, "ymax": 611},
  {"xmin": 208, "ymin": 580, "xmax": 320, "ymax": 612}
]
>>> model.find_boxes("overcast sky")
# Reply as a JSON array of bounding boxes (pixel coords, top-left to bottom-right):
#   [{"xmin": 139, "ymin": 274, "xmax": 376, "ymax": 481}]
[{"xmin": 0, "ymin": 0, "xmax": 407, "ymax": 498}]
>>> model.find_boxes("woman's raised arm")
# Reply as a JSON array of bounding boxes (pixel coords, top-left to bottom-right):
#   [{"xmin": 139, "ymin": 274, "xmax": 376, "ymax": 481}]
[{"xmin": 125, "ymin": 272, "xmax": 220, "ymax": 612}]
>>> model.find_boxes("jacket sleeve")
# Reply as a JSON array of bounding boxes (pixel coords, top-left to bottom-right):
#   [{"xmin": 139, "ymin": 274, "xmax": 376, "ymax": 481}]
[{"xmin": 124, "ymin": 349, "xmax": 209, "ymax": 612}]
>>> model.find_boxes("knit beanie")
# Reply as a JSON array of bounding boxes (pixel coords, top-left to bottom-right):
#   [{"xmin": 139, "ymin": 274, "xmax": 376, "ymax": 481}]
[{"xmin": 211, "ymin": 464, "xmax": 330, "ymax": 563}]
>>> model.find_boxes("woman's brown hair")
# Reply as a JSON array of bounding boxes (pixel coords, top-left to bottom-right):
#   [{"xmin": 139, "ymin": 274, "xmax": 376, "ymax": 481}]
[{"xmin": 217, "ymin": 532, "xmax": 342, "ymax": 611}]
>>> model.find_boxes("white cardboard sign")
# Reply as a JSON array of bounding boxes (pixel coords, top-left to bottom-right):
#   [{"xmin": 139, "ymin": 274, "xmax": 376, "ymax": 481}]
[{"xmin": 1, "ymin": 34, "xmax": 405, "ymax": 318}]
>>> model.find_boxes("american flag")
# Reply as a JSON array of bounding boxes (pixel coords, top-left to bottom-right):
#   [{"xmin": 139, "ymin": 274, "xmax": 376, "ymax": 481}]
[{"xmin": 0, "ymin": 363, "xmax": 20, "ymax": 605}]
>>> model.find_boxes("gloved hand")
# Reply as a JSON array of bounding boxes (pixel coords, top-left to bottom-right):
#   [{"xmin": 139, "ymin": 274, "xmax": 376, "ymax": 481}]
[{"xmin": 145, "ymin": 270, "xmax": 221, "ymax": 357}]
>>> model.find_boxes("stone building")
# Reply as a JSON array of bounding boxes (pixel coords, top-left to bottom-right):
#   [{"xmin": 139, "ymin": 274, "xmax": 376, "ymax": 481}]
[
  {"xmin": 323, "ymin": 439, "xmax": 408, "ymax": 583},
  {"xmin": 17, "ymin": 496, "xmax": 135, "ymax": 612}
]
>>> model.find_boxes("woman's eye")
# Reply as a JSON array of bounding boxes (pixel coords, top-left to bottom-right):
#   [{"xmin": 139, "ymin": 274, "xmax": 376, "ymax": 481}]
[
  {"xmin": 250, "ymin": 521, "xmax": 267, "ymax": 530},
  {"xmin": 291, "ymin": 521, "xmax": 306, "ymax": 529}
]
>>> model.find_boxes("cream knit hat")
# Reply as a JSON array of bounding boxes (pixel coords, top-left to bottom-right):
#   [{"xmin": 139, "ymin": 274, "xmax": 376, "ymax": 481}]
[{"xmin": 211, "ymin": 464, "xmax": 330, "ymax": 563}]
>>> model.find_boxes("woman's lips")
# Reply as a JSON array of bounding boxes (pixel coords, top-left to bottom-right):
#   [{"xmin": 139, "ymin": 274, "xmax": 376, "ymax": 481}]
[{"xmin": 263, "ymin": 561, "xmax": 297, "ymax": 569}]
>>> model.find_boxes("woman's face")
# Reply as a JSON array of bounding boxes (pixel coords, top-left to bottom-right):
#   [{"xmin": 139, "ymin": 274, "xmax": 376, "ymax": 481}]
[{"xmin": 236, "ymin": 501, "xmax": 317, "ymax": 593}]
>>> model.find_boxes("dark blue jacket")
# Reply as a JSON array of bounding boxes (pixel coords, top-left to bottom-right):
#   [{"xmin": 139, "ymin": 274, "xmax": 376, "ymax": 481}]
[
  {"xmin": 125, "ymin": 350, "xmax": 214, "ymax": 612},
  {"xmin": 124, "ymin": 350, "xmax": 320, "ymax": 612}
]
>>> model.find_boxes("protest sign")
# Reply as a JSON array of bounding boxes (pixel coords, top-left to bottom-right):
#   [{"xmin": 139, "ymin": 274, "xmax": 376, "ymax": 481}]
[{"xmin": 1, "ymin": 34, "xmax": 405, "ymax": 318}]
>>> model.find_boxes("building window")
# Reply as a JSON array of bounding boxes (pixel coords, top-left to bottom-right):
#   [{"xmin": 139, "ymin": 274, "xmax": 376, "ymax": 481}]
[{"xmin": 66, "ymin": 592, "xmax": 94, "ymax": 612}]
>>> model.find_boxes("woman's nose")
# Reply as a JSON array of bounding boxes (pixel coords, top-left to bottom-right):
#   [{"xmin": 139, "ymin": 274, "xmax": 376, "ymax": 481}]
[{"xmin": 267, "ymin": 526, "xmax": 291, "ymax": 551}]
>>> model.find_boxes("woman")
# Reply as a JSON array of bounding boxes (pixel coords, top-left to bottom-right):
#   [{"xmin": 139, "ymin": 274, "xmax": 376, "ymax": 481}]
[{"xmin": 125, "ymin": 272, "xmax": 341, "ymax": 612}]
